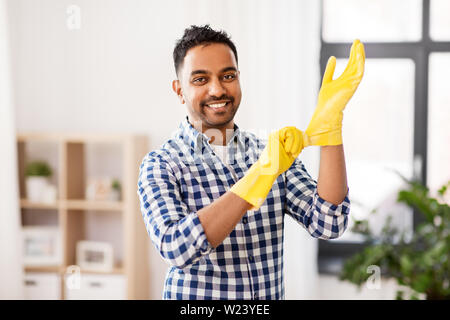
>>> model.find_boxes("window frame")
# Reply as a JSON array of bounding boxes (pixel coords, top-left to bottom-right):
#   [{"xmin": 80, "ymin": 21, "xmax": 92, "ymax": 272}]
[{"xmin": 318, "ymin": 0, "xmax": 450, "ymax": 275}]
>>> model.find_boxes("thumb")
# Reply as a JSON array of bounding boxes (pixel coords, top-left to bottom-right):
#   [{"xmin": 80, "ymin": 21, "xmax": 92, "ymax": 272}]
[{"xmin": 322, "ymin": 56, "xmax": 336, "ymax": 85}]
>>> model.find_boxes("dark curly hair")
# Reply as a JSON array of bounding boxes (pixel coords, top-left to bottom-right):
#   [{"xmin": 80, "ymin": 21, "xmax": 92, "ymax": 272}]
[{"xmin": 173, "ymin": 24, "xmax": 238, "ymax": 77}]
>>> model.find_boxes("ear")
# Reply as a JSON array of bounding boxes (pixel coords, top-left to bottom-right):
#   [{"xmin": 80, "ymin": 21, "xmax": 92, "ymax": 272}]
[{"xmin": 172, "ymin": 79, "xmax": 185, "ymax": 104}]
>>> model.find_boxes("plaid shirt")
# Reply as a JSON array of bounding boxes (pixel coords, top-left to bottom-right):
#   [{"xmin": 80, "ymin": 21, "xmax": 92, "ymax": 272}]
[{"xmin": 137, "ymin": 117, "xmax": 350, "ymax": 300}]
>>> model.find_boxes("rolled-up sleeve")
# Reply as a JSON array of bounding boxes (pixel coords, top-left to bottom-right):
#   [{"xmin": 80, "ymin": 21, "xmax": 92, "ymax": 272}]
[
  {"xmin": 284, "ymin": 158, "xmax": 350, "ymax": 240},
  {"xmin": 137, "ymin": 152, "xmax": 213, "ymax": 269}
]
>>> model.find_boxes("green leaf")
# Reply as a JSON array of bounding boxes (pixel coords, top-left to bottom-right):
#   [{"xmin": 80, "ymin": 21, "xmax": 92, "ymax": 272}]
[
  {"xmin": 25, "ymin": 161, "xmax": 52, "ymax": 177},
  {"xmin": 410, "ymin": 273, "xmax": 431, "ymax": 294},
  {"xmin": 400, "ymin": 255, "xmax": 413, "ymax": 277},
  {"xmin": 438, "ymin": 181, "xmax": 449, "ymax": 197}
]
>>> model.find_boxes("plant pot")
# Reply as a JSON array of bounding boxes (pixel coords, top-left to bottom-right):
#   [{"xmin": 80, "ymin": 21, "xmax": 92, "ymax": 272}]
[
  {"xmin": 108, "ymin": 189, "xmax": 120, "ymax": 201},
  {"xmin": 26, "ymin": 176, "xmax": 49, "ymax": 202},
  {"xmin": 42, "ymin": 184, "xmax": 57, "ymax": 204}
]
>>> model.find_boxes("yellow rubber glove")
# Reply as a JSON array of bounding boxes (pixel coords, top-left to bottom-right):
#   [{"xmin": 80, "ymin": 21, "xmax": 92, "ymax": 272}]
[
  {"xmin": 303, "ymin": 39, "xmax": 365, "ymax": 147},
  {"xmin": 230, "ymin": 126, "xmax": 304, "ymax": 210}
]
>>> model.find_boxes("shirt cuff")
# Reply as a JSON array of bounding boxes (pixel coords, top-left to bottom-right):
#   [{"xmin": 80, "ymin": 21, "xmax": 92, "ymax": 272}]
[
  {"xmin": 189, "ymin": 212, "xmax": 215, "ymax": 254},
  {"xmin": 313, "ymin": 188, "xmax": 351, "ymax": 217}
]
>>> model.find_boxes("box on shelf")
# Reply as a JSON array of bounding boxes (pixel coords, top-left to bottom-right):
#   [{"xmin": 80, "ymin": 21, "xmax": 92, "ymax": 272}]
[
  {"xmin": 22, "ymin": 226, "xmax": 62, "ymax": 267},
  {"xmin": 64, "ymin": 273, "xmax": 126, "ymax": 300},
  {"xmin": 24, "ymin": 272, "xmax": 61, "ymax": 300},
  {"xmin": 76, "ymin": 240, "xmax": 114, "ymax": 272}
]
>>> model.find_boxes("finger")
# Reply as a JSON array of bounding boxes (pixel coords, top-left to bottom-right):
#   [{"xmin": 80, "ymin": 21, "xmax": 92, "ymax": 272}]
[
  {"xmin": 290, "ymin": 128, "xmax": 302, "ymax": 156},
  {"xmin": 356, "ymin": 42, "xmax": 365, "ymax": 77},
  {"xmin": 345, "ymin": 41, "xmax": 366, "ymax": 82},
  {"xmin": 290, "ymin": 128, "xmax": 299, "ymax": 155},
  {"xmin": 282, "ymin": 127, "xmax": 302, "ymax": 157},
  {"xmin": 322, "ymin": 56, "xmax": 336, "ymax": 85},
  {"xmin": 340, "ymin": 39, "xmax": 359, "ymax": 78},
  {"xmin": 349, "ymin": 39, "xmax": 360, "ymax": 65},
  {"xmin": 283, "ymin": 128, "xmax": 294, "ymax": 152}
]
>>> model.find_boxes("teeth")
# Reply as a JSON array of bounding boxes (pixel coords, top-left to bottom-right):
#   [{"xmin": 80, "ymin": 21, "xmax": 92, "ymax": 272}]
[{"xmin": 208, "ymin": 102, "xmax": 227, "ymax": 108}]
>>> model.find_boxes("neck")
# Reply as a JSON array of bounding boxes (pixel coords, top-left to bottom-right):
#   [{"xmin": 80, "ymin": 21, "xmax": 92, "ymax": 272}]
[
  {"xmin": 188, "ymin": 117, "xmax": 234, "ymax": 146},
  {"xmin": 209, "ymin": 127, "xmax": 235, "ymax": 146}
]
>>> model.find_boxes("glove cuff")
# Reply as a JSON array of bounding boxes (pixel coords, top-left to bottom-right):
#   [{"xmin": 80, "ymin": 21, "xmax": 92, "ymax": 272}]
[
  {"xmin": 230, "ymin": 160, "xmax": 277, "ymax": 210},
  {"xmin": 303, "ymin": 129, "xmax": 342, "ymax": 146}
]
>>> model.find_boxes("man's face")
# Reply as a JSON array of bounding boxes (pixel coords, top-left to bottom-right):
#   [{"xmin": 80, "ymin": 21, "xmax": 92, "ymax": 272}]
[{"xmin": 173, "ymin": 43, "xmax": 242, "ymax": 132}]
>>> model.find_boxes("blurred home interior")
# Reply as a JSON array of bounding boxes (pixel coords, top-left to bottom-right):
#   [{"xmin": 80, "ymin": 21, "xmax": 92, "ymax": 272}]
[{"xmin": 0, "ymin": 0, "xmax": 449, "ymax": 300}]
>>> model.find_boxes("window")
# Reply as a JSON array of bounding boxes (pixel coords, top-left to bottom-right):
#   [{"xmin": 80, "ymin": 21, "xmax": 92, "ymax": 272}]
[
  {"xmin": 318, "ymin": 0, "xmax": 450, "ymax": 274},
  {"xmin": 340, "ymin": 59, "xmax": 415, "ymax": 243},
  {"xmin": 322, "ymin": 0, "xmax": 422, "ymax": 42},
  {"xmin": 427, "ymin": 53, "xmax": 450, "ymax": 197},
  {"xmin": 430, "ymin": 0, "xmax": 450, "ymax": 40}
]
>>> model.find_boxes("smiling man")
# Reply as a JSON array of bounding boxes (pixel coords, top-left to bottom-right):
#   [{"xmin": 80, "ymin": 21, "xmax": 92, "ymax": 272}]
[
  {"xmin": 137, "ymin": 25, "xmax": 365, "ymax": 300},
  {"xmin": 172, "ymin": 30, "xmax": 241, "ymax": 146}
]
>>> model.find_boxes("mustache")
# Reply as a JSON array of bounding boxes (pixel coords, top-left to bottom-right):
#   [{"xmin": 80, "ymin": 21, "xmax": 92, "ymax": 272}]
[{"xmin": 201, "ymin": 95, "xmax": 234, "ymax": 106}]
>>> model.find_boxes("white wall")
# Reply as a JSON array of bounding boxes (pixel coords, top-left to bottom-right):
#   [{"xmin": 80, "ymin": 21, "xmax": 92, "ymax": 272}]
[
  {"xmin": 0, "ymin": 0, "xmax": 24, "ymax": 299},
  {"xmin": 7, "ymin": 0, "xmax": 350, "ymax": 300},
  {"xmin": 9, "ymin": 0, "xmax": 321, "ymax": 145}
]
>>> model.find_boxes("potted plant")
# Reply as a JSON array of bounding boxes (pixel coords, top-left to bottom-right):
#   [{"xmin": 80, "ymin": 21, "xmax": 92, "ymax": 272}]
[
  {"xmin": 339, "ymin": 177, "xmax": 450, "ymax": 300},
  {"xmin": 109, "ymin": 178, "xmax": 121, "ymax": 201},
  {"xmin": 25, "ymin": 160, "xmax": 52, "ymax": 202}
]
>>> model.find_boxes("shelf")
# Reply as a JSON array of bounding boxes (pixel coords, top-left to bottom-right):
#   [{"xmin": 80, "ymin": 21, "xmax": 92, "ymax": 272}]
[
  {"xmin": 25, "ymin": 266, "xmax": 63, "ymax": 273},
  {"xmin": 21, "ymin": 199, "xmax": 59, "ymax": 210},
  {"xmin": 18, "ymin": 133, "xmax": 150, "ymax": 299},
  {"xmin": 18, "ymin": 132, "xmax": 135, "ymax": 144},
  {"xmin": 79, "ymin": 267, "xmax": 125, "ymax": 275},
  {"xmin": 24, "ymin": 265, "xmax": 124, "ymax": 275},
  {"xmin": 64, "ymin": 199, "xmax": 124, "ymax": 211}
]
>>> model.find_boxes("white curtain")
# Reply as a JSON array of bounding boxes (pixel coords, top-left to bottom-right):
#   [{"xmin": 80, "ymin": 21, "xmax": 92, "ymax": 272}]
[{"xmin": 0, "ymin": 0, "xmax": 24, "ymax": 299}]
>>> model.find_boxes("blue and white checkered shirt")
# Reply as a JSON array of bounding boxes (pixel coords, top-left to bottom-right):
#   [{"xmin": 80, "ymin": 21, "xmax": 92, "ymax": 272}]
[{"xmin": 137, "ymin": 117, "xmax": 350, "ymax": 300}]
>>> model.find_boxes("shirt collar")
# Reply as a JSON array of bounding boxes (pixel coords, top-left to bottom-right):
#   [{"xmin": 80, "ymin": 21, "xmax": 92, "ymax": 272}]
[{"xmin": 178, "ymin": 116, "xmax": 243, "ymax": 151}]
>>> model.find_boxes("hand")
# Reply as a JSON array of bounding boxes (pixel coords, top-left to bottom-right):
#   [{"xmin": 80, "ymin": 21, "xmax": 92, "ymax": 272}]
[
  {"xmin": 304, "ymin": 39, "xmax": 365, "ymax": 146},
  {"xmin": 259, "ymin": 126, "xmax": 304, "ymax": 176},
  {"xmin": 230, "ymin": 126, "xmax": 304, "ymax": 209}
]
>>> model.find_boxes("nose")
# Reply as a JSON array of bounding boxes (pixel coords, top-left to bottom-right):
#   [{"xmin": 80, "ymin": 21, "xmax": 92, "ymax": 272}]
[{"xmin": 208, "ymin": 77, "xmax": 226, "ymax": 97}]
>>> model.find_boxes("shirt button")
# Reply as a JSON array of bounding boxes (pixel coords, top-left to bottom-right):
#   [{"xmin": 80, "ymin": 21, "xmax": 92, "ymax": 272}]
[
  {"xmin": 254, "ymin": 292, "xmax": 258, "ymax": 300},
  {"xmin": 248, "ymin": 255, "xmax": 254, "ymax": 262},
  {"xmin": 242, "ymin": 217, "xmax": 248, "ymax": 224}
]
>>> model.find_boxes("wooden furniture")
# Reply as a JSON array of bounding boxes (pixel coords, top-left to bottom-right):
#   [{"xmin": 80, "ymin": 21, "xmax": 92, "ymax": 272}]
[{"xmin": 17, "ymin": 133, "xmax": 150, "ymax": 299}]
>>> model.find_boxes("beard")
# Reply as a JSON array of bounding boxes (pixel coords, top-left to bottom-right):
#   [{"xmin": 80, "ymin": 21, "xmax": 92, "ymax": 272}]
[
  {"xmin": 200, "ymin": 101, "xmax": 238, "ymax": 128},
  {"xmin": 194, "ymin": 93, "xmax": 239, "ymax": 129}
]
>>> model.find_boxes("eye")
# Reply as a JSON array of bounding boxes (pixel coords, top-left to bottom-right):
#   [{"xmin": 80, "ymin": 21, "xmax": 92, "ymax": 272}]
[
  {"xmin": 192, "ymin": 77, "xmax": 206, "ymax": 84},
  {"xmin": 223, "ymin": 73, "xmax": 236, "ymax": 81}
]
